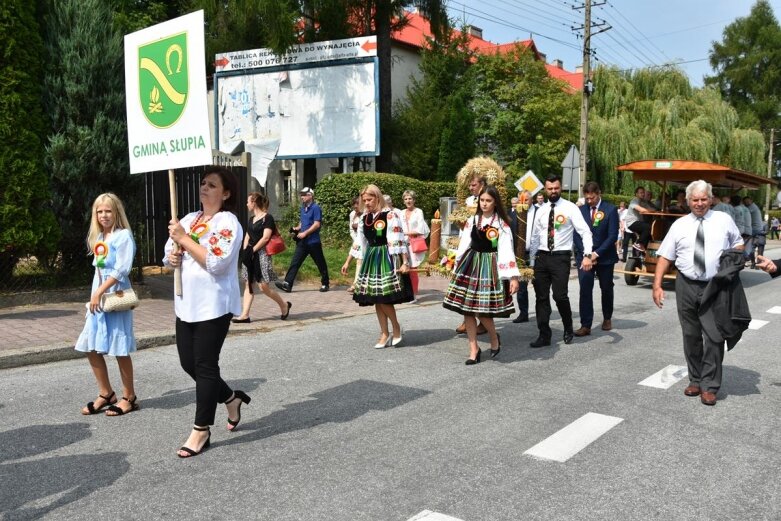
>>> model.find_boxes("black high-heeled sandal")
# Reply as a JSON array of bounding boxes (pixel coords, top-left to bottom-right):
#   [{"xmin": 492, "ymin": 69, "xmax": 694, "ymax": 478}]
[
  {"xmin": 226, "ymin": 390, "xmax": 251, "ymax": 431},
  {"xmin": 490, "ymin": 334, "xmax": 502, "ymax": 358},
  {"xmin": 177, "ymin": 426, "xmax": 211, "ymax": 458},
  {"xmin": 106, "ymin": 395, "xmax": 139, "ymax": 416},
  {"xmin": 465, "ymin": 349, "xmax": 482, "ymax": 365},
  {"xmin": 82, "ymin": 391, "xmax": 117, "ymax": 415},
  {"xmin": 281, "ymin": 301, "xmax": 292, "ymax": 320}
]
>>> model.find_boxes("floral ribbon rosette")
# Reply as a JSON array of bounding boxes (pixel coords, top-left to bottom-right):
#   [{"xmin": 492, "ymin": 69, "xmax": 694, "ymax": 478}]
[
  {"xmin": 592, "ymin": 210, "xmax": 605, "ymax": 227},
  {"xmin": 485, "ymin": 226, "xmax": 500, "ymax": 248},
  {"xmin": 373, "ymin": 220, "xmax": 386, "ymax": 237},
  {"xmin": 93, "ymin": 241, "xmax": 109, "ymax": 268},
  {"xmin": 189, "ymin": 222, "xmax": 209, "ymax": 243},
  {"xmin": 554, "ymin": 214, "xmax": 567, "ymax": 231}
]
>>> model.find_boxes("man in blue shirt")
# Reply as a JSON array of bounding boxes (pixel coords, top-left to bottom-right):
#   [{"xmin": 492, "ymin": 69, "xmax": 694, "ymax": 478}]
[{"xmin": 276, "ymin": 187, "xmax": 330, "ymax": 292}]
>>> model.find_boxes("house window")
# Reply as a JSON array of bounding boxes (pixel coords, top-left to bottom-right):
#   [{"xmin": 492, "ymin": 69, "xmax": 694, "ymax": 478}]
[{"xmin": 280, "ymin": 170, "xmax": 292, "ymax": 205}]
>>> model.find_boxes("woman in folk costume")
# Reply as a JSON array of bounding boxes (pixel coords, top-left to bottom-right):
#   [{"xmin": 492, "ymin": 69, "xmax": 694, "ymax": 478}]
[
  {"xmin": 443, "ymin": 185, "xmax": 520, "ymax": 364},
  {"xmin": 345, "ymin": 184, "xmax": 414, "ymax": 348}
]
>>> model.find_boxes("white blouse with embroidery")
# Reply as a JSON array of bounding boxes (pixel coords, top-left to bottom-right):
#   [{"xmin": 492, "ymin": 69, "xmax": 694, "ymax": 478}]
[
  {"xmin": 163, "ymin": 211, "xmax": 243, "ymax": 323},
  {"xmin": 455, "ymin": 214, "xmax": 520, "ymax": 280},
  {"xmin": 401, "ymin": 207, "xmax": 430, "ymax": 268},
  {"xmin": 352, "ymin": 209, "xmax": 409, "ymax": 260}
]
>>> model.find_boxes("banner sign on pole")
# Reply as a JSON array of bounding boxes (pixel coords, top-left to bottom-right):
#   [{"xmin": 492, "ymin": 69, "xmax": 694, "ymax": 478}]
[
  {"xmin": 124, "ymin": 10, "xmax": 212, "ymax": 174},
  {"xmin": 215, "ymin": 36, "xmax": 377, "ymax": 73}
]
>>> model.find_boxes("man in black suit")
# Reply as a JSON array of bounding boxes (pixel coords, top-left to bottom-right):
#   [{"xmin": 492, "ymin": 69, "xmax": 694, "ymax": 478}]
[{"xmin": 573, "ymin": 182, "xmax": 619, "ymax": 336}]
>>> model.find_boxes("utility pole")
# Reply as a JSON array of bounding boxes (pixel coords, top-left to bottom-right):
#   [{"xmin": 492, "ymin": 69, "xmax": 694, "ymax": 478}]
[
  {"xmin": 572, "ymin": 1, "xmax": 608, "ymax": 195},
  {"xmin": 766, "ymin": 127, "xmax": 775, "ymax": 219}
]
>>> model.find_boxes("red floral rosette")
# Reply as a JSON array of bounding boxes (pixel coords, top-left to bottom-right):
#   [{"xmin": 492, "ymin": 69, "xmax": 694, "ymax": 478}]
[
  {"xmin": 554, "ymin": 214, "xmax": 567, "ymax": 230},
  {"xmin": 189, "ymin": 222, "xmax": 209, "ymax": 243},
  {"xmin": 593, "ymin": 210, "xmax": 605, "ymax": 227},
  {"xmin": 93, "ymin": 241, "xmax": 109, "ymax": 267}
]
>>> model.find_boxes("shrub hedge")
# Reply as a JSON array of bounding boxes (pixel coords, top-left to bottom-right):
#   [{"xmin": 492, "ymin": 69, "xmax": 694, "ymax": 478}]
[{"xmin": 287, "ymin": 172, "xmax": 455, "ymax": 245}]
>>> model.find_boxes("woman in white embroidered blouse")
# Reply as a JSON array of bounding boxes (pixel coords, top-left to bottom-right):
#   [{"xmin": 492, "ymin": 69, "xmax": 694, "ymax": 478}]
[
  {"xmin": 401, "ymin": 190, "xmax": 430, "ymax": 300},
  {"xmin": 342, "ymin": 195, "xmax": 363, "ymax": 293},
  {"xmin": 164, "ymin": 166, "xmax": 250, "ymax": 458}
]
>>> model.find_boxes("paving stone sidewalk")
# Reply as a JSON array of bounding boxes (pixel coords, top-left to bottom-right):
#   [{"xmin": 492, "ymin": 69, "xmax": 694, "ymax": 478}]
[{"xmin": 0, "ymin": 274, "xmax": 449, "ymax": 369}]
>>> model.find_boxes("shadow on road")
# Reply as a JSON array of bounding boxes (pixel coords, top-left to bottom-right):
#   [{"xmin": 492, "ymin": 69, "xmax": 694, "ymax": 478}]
[
  {"xmin": 219, "ymin": 379, "xmax": 430, "ymax": 448},
  {"xmin": 0, "ymin": 422, "xmax": 130, "ymax": 520},
  {"xmin": 720, "ymin": 365, "xmax": 761, "ymax": 398},
  {"xmin": 140, "ymin": 378, "xmax": 266, "ymax": 410}
]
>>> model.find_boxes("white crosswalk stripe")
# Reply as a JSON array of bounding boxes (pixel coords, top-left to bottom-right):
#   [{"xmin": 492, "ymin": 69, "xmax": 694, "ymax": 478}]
[
  {"xmin": 766, "ymin": 306, "xmax": 781, "ymax": 314},
  {"xmin": 638, "ymin": 365, "xmax": 688, "ymax": 389},
  {"xmin": 523, "ymin": 412, "xmax": 624, "ymax": 463},
  {"xmin": 407, "ymin": 511, "xmax": 464, "ymax": 521},
  {"xmin": 748, "ymin": 319, "xmax": 769, "ymax": 330}
]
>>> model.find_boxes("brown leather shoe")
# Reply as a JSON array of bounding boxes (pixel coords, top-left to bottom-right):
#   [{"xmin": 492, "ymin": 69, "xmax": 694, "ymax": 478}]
[
  {"xmin": 683, "ymin": 384, "xmax": 701, "ymax": 397},
  {"xmin": 455, "ymin": 322, "xmax": 466, "ymax": 334},
  {"xmin": 476, "ymin": 323, "xmax": 488, "ymax": 335},
  {"xmin": 573, "ymin": 327, "xmax": 591, "ymax": 337},
  {"xmin": 700, "ymin": 391, "xmax": 717, "ymax": 406},
  {"xmin": 601, "ymin": 319, "xmax": 612, "ymax": 331}
]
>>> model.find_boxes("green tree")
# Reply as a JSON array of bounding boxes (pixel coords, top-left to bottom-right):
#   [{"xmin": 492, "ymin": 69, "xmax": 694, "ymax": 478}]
[
  {"xmin": 705, "ymin": 0, "xmax": 781, "ymax": 130},
  {"xmin": 436, "ymin": 90, "xmax": 475, "ymax": 180},
  {"xmin": 471, "ymin": 45, "xmax": 580, "ymax": 178},
  {"xmin": 393, "ymin": 30, "xmax": 474, "ymax": 180},
  {"xmin": 44, "ymin": 0, "xmax": 140, "ymax": 273},
  {"xmin": 114, "ymin": 0, "xmax": 186, "ymax": 34},
  {"xmin": 0, "ymin": 0, "xmax": 59, "ymax": 281},
  {"xmin": 589, "ymin": 66, "xmax": 767, "ymax": 194}
]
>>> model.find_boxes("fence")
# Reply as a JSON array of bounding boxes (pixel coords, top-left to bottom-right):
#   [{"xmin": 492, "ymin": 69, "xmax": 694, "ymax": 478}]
[{"xmin": 0, "ymin": 151, "xmax": 251, "ymax": 299}]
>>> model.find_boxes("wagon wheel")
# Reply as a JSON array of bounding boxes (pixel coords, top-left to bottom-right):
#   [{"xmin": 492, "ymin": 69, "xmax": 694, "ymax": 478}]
[{"xmin": 624, "ymin": 256, "xmax": 641, "ymax": 286}]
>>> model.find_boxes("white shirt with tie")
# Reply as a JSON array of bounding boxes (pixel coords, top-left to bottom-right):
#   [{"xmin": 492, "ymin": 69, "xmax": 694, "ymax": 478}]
[
  {"xmin": 529, "ymin": 198, "xmax": 593, "ymax": 258},
  {"xmin": 656, "ymin": 210, "xmax": 742, "ymax": 281}
]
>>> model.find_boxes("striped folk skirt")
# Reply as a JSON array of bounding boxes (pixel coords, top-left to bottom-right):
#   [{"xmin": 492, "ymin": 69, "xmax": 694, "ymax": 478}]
[
  {"xmin": 443, "ymin": 249, "xmax": 514, "ymax": 317},
  {"xmin": 353, "ymin": 245, "xmax": 414, "ymax": 307}
]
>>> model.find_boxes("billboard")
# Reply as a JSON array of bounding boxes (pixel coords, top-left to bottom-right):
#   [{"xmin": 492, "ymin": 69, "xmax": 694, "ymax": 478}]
[{"xmin": 214, "ymin": 36, "xmax": 379, "ymax": 184}]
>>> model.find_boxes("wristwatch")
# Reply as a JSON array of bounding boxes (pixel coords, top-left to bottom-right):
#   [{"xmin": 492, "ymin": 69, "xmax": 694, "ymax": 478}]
[{"xmin": 585, "ymin": 253, "xmax": 593, "ymax": 260}]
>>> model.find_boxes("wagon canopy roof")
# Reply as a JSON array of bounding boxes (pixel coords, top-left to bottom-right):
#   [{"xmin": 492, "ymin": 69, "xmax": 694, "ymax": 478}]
[{"xmin": 615, "ymin": 160, "xmax": 772, "ymax": 190}]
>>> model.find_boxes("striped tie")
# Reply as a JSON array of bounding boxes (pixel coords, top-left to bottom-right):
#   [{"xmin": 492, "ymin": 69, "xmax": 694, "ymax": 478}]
[{"xmin": 694, "ymin": 217, "xmax": 705, "ymax": 277}]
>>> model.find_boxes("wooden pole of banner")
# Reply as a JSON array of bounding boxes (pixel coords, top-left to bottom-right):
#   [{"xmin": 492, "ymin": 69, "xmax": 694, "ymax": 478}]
[{"xmin": 169, "ymin": 168, "xmax": 182, "ymax": 296}]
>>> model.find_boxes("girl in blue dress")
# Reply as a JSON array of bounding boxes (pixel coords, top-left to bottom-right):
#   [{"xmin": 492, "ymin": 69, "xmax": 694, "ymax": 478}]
[{"xmin": 75, "ymin": 193, "xmax": 138, "ymax": 415}]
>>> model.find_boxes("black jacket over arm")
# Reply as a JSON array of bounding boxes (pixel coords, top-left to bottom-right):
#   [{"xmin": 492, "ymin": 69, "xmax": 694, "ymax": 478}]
[{"xmin": 700, "ymin": 249, "xmax": 751, "ymax": 350}]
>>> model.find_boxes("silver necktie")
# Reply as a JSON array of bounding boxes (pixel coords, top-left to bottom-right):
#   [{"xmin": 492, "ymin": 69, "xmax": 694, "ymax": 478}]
[{"xmin": 694, "ymin": 217, "xmax": 705, "ymax": 277}]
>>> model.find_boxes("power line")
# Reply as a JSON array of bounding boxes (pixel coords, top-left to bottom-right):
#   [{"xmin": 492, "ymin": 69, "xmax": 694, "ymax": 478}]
[
  {"xmin": 484, "ymin": 0, "xmax": 579, "ymax": 37},
  {"xmin": 595, "ymin": 12, "xmax": 664, "ymax": 65},
  {"xmin": 506, "ymin": 0, "xmax": 582, "ymax": 26},
  {"xmin": 604, "ymin": 1, "xmax": 671, "ymax": 62},
  {"xmin": 448, "ymin": 0, "xmax": 583, "ymax": 51}
]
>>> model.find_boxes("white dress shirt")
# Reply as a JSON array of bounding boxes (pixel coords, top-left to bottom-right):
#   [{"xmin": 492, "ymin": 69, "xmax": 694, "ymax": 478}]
[
  {"xmin": 529, "ymin": 198, "xmax": 593, "ymax": 257},
  {"xmin": 656, "ymin": 210, "xmax": 743, "ymax": 281}
]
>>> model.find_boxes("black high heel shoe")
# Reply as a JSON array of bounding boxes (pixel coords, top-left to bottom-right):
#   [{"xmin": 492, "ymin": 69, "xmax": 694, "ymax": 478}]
[
  {"xmin": 465, "ymin": 349, "xmax": 482, "ymax": 365},
  {"xmin": 226, "ymin": 390, "xmax": 251, "ymax": 432},
  {"xmin": 281, "ymin": 301, "xmax": 292, "ymax": 320},
  {"xmin": 177, "ymin": 426, "xmax": 210, "ymax": 458},
  {"xmin": 490, "ymin": 334, "xmax": 502, "ymax": 358}
]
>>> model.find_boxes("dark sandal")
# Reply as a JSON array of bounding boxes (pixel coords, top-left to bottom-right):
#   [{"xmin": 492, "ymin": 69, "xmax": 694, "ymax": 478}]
[
  {"xmin": 105, "ymin": 395, "xmax": 139, "ymax": 416},
  {"xmin": 82, "ymin": 391, "xmax": 116, "ymax": 415},
  {"xmin": 226, "ymin": 390, "xmax": 251, "ymax": 431},
  {"xmin": 177, "ymin": 426, "xmax": 211, "ymax": 458},
  {"xmin": 281, "ymin": 301, "xmax": 292, "ymax": 320}
]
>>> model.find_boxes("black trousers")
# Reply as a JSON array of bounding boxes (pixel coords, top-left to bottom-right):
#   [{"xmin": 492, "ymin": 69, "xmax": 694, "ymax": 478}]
[
  {"xmin": 284, "ymin": 240, "xmax": 329, "ymax": 288},
  {"xmin": 628, "ymin": 221, "xmax": 651, "ymax": 247},
  {"xmin": 532, "ymin": 253, "xmax": 573, "ymax": 339},
  {"xmin": 675, "ymin": 274, "xmax": 724, "ymax": 393},
  {"xmin": 176, "ymin": 313, "xmax": 234, "ymax": 426}
]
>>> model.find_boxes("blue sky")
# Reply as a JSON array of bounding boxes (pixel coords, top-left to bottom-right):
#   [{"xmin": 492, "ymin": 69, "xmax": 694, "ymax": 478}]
[{"xmin": 447, "ymin": 0, "xmax": 781, "ymax": 86}]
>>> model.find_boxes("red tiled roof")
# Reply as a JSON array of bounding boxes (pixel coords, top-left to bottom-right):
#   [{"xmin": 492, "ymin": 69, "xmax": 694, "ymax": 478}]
[{"xmin": 393, "ymin": 11, "xmax": 581, "ymax": 91}]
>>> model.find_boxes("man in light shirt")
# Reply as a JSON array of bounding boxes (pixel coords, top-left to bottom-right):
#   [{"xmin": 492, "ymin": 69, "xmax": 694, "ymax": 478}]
[
  {"xmin": 652, "ymin": 180, "xmax": 744, "ymax": 406},
  {"xmin": 528, "ymin": 175, "xmax": 594, "ymax": 347}
]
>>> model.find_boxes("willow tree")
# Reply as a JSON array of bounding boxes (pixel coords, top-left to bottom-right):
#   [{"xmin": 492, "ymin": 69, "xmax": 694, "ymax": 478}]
[{"xmin": 589, "ymin": 66, "xmax": 766, "ymax": 195}]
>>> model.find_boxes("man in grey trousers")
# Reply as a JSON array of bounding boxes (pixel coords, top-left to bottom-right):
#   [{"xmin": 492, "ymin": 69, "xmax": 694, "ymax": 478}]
[{"xmin": 652, "ymin": 180, "xmax": 744, "ymax": 406}]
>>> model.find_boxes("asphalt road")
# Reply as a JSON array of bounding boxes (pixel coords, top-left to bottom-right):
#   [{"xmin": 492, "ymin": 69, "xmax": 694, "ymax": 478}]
[{"xmin": 1, "ymin": 259, "xmax": 780, "ymax": 520}]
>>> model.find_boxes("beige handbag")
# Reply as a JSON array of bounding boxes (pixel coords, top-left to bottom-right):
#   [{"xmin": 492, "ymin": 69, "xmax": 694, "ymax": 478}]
[{"xmin": 98, "ymin": 269, "xmax": 139, "ymax": 312}]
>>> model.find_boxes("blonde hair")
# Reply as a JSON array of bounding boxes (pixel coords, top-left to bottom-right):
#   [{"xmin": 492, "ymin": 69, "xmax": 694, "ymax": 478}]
[
  {"xmin": 86, "ymin": 193, "xmax": 132, "ymax": 252},
  {"xmin": 360, "ymin": 184, "xmax": 384, "ymax": 213}
]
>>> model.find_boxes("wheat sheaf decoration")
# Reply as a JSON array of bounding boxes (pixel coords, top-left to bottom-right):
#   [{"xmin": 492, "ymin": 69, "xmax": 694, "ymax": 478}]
[{"xmin": 451, "ymin": 156, "xmax": 508, "ymax": 225}]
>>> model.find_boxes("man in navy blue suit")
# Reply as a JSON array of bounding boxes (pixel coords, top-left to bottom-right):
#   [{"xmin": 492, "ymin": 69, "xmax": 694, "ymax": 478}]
[{"xmin": 573, "ymin": 182, "xmax": 619, "ymax": 336}]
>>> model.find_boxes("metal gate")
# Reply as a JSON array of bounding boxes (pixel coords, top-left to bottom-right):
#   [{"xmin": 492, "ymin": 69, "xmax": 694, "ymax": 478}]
[{"xmin": 139, "ymin": 151, "xmax": 251, "ymax": 266}]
